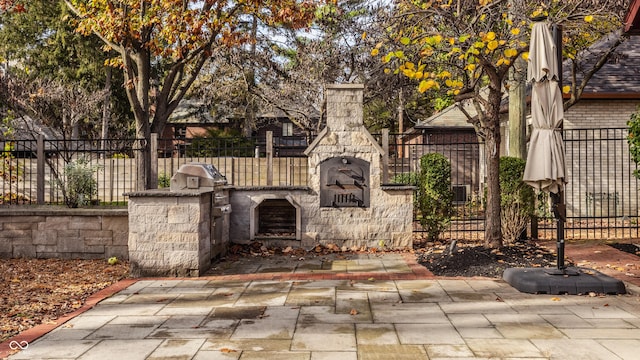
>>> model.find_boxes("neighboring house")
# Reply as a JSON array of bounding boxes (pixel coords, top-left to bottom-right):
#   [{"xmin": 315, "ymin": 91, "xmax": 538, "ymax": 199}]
[
  {"xmin": 405, "ymin": 96, "xmax": 506, "ymax": 203},
  {"xmin": 161, "ymin": 100, "xmax": 318, "ymax": 157},
  {"xmin": 252, "ymin": 110, "xmax": 318, "ymax": 157},
  {"xmin": 560, "ymin": 5, "xmax": 640, "ymax": 218},
  {"xmin": 160, "ymin": 99, "xmax": 231, "ymax": 157},
  {"xmin": 563, "ymin": 35, "xmax": 640, "ymax": 130}
]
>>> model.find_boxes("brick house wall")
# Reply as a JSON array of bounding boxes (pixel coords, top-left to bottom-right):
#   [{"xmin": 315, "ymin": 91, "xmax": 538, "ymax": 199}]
[
  {"xmin": 563, "ymin": 99, "xmax": 640, "ymax": 218},
  {"xmin": 564, "ymin": 100, "xmax": 639, "ymax": 129}
]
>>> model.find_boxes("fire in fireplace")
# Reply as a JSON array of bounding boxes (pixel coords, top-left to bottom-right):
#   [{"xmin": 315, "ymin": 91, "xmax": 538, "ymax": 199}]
[{"xmin": 319, "ymin": 156, "xmax": 370, "ymax": 208}]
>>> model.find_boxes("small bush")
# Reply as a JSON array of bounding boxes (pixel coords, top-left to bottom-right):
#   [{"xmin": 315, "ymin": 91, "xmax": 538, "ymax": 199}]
[
  {"xmin": 158, "ymin": 172, "xmax": 171, "ymax": 188},
  {"xmin": 417, "ymin": 153, "xmax": 454, "ymax": 241},
  {"xmin": 1, "ymin": 141, "xmax": 22, "ymax": 182},
  {"xmin": 62, "ymin": 157, "xmax": 102, "ymax": 208},
  {"xmin": 111, "ymin": 153, "xmax": 129, "ymax": 159},
  {"xmin": 499, "ymin": 156, "xmax": 535, "ymax": 244}
]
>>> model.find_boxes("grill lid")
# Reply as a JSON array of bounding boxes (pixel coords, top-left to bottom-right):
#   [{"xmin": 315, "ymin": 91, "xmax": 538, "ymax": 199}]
[{"xmin": 170, "ymin": 162, "xmax": 227, "ymax": 191}]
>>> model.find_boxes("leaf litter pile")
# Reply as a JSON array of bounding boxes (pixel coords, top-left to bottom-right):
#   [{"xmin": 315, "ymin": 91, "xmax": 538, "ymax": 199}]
[
  {"xmin": 1, "ymin": 258, "xmax": 129, "ymax": 342},
  {"xmin": 417, "ymin": 239, "xmax": 564, "ymax": 278}
]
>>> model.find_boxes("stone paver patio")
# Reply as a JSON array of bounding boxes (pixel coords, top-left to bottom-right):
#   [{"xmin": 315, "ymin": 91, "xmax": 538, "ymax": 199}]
[{"xmin": 3, "ymin": 252, "xmax": 640, "ymax": 360}]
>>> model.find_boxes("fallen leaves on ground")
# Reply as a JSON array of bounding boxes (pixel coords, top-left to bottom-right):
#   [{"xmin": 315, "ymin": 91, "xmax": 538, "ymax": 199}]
[
  {"xmin": 226, "ymin": 241, "xmax": 405, "ymax": 260},
  {"xmin": 0, "ymin": 258, "xmax": 129, "ymax": 342}
]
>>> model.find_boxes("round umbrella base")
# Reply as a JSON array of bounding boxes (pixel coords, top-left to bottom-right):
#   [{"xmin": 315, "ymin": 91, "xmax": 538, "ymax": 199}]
[{"xmin": 503, "ymin": 267, "xmax": 626, "ymax": 295}]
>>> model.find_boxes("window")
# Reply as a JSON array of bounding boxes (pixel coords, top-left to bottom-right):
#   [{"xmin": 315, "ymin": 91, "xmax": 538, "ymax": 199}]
[
  {"xmin": 175, "ymin": 127, "xmax": 187, "ymax": 139},
  {"xmin": 452, "ymin": 185, "xmax": 470, "ymax": 203},
  {"xmin": 282, "ymin": 122, "xmax": 294, "ymax": 137}
]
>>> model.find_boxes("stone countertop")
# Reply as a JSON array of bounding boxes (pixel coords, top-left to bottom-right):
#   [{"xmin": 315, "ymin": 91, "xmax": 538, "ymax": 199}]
[
  {"xmin": 125, "ymin": 188, "xmax": 217, "ymax": 197},
  {"xmin": 0, "ymin": 205, "xmax": 128, "ymax": 216},
  {"xmin": 380, "ymin": 184, "xmax": 416, "ymax": 191},
  {"xmin": 231, "ymin": 186, "xmax": 311, "ymax": 191}
]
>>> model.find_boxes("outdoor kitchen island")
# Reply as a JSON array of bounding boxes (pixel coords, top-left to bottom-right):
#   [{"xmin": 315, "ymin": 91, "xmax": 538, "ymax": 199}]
[{"xmin": 126, "ymin": 163, "xmax": 231, "ymax": 277}]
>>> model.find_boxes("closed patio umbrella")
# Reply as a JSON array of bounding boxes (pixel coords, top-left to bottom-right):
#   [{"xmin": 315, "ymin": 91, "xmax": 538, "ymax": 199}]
[
  {"xmin": 503, "ymin": 20, "xmax": 625, "ymax": 294},
  {"xmin": 523, "ymin": 21, "xmax": 568, "ymax": 271},
  {"xmin": 523, "ymin": 22, "xmax": 566, "ymax": 195}
]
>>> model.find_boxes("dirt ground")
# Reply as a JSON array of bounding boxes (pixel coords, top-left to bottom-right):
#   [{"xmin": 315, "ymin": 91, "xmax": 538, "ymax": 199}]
[{"xmin": 416, "ymin": 239, "xmax": 562, "ymax": 277}]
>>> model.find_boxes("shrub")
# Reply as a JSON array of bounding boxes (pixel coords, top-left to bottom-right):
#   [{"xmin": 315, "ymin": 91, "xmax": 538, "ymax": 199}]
[
  {"xmin": 158, "ymin": 172, "xmax": 171, "ymax": 188},
  {"xmin": 62, "ymin": 157, "xmax": 102, "ymax": 208},
  {"xmin": 186, "ymin": 128, "xmax": 256, "ymax": 157},
  {"xmin": 628, "ymin": 105, "xmax": 640, "ymax": 178},
  {"xmin": 1, "ymin": 141, "xmax": 22, "ymax": 182},
  {"xmin": 499, "ymin": 156, "xmax": 535, "ymax": 244},
  {"xmin": 417, "ymin": 153, "xmax": 454, "ymax": 241}
]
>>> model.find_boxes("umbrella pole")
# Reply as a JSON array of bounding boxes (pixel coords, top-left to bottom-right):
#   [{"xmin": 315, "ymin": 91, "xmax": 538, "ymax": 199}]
[{"xmin": 551, "ymin": 191, "xmax": 567, "ymax": 271}]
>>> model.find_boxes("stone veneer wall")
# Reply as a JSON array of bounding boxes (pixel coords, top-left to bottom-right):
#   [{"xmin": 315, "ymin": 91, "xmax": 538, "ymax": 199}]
[{"xmin": 0, "ymin": 207, "xmax": 128, "ymax": 259}]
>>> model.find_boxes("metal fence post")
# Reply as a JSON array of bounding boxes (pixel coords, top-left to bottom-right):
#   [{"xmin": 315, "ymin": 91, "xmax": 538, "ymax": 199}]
[
  {"xmin": 37, "ymin": 135, "xmax": 45, "ymax": 205},
  {"xmin": 382, "ymin": 129, "xmax": 390, "ymax": 184}
]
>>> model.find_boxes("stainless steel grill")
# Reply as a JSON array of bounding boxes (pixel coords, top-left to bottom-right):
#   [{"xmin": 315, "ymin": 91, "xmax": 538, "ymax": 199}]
[{"xmin": 170, "ymin": 162, "xmax": 227, "ymax": 192}]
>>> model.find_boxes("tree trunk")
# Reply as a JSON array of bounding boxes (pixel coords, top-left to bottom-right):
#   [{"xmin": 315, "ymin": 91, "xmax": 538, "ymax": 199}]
[
  {"xmin": 122, "ymin": 49, "xmax": 152, "ymax": 191},
  {"xmin": 484, "ymin": 121, "xmax": 502, "ymax": 249},
  {"xmin": 508, "ymin": 58, "xmax": 527, "ymax": 159},
  {"xmin": 100, "ymin": 67, "xmax": 111, "ymax": 158},
  {"xmin": 242, "ymin": 15, "xmax": 259, "ymax": 139}
]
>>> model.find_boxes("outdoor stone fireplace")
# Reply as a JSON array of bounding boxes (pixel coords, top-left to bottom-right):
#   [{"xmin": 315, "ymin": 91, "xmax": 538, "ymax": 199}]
[
  {"xmin": 250, "ymin": 194, "xmax": 301, "ymax": 241},
  {"xmin": 229, "ymin": 84, "xmax": 414, "ymax": 249}
]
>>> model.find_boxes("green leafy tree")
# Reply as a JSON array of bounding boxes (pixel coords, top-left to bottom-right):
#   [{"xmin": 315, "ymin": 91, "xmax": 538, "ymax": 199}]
[
  {"xmin": 376, "ymin": 0, "xmax": 627, "ymax": 248},
  {"xmin": 418, "ymin": 153, "xmax": 454, "ymax": 242},
  {"xmin": 0, "ymin": 1, "xmax": 131, "ymax": 139},
  {"xmin": 63, "ymin": 0, "xmax": 317, "ymax": 190}
]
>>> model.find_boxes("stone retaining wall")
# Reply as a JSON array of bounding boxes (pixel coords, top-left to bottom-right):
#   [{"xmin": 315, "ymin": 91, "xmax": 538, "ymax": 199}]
[{"xmin": 0, "ymin": 207, "xmax": 128, "ymax": 260}]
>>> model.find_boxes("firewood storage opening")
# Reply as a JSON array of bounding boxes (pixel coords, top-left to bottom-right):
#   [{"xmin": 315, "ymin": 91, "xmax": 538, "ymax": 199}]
[
  {"xmin": 320, "ymin": 156, "xmax": 370, "ymax": 208},
  {"xmin": 256, "ymin": 199, "xmax": 297, "ymax": 239}
]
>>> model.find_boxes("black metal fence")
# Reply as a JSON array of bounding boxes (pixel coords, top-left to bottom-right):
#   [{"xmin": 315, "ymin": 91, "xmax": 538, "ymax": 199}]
[
  {"xmin": 0, "ymin": 134, "xmax": 308, "ymax": 206},
  {"xmin": 2, "ymin": 128, "xmax": 638, "ymax": 240},
  {"xmin": 386, "ymin": 128, "xmax": 640, "ymax": 241},
  {"xmin": 0, "ymin": 138, "xmax": 138, "ymax": 206},
  {"xmin": 382, "ymin": 131, "xmax": 486, "ymax": 241}
]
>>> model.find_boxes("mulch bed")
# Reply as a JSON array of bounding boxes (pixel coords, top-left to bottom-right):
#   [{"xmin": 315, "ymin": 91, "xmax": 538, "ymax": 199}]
[
  {"xmin": 416, "ymin": 240, "xmax": 564, "ymax": 278},
  {"xmin": 609, "ymin": 243, "xmax": 640, "ymax": 257}
]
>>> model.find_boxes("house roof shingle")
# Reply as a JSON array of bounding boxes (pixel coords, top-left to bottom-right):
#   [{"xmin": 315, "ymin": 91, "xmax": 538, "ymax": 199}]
[{"xmin": 569, "ymin": 33, "xmax": 640, "ymax": 97}]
